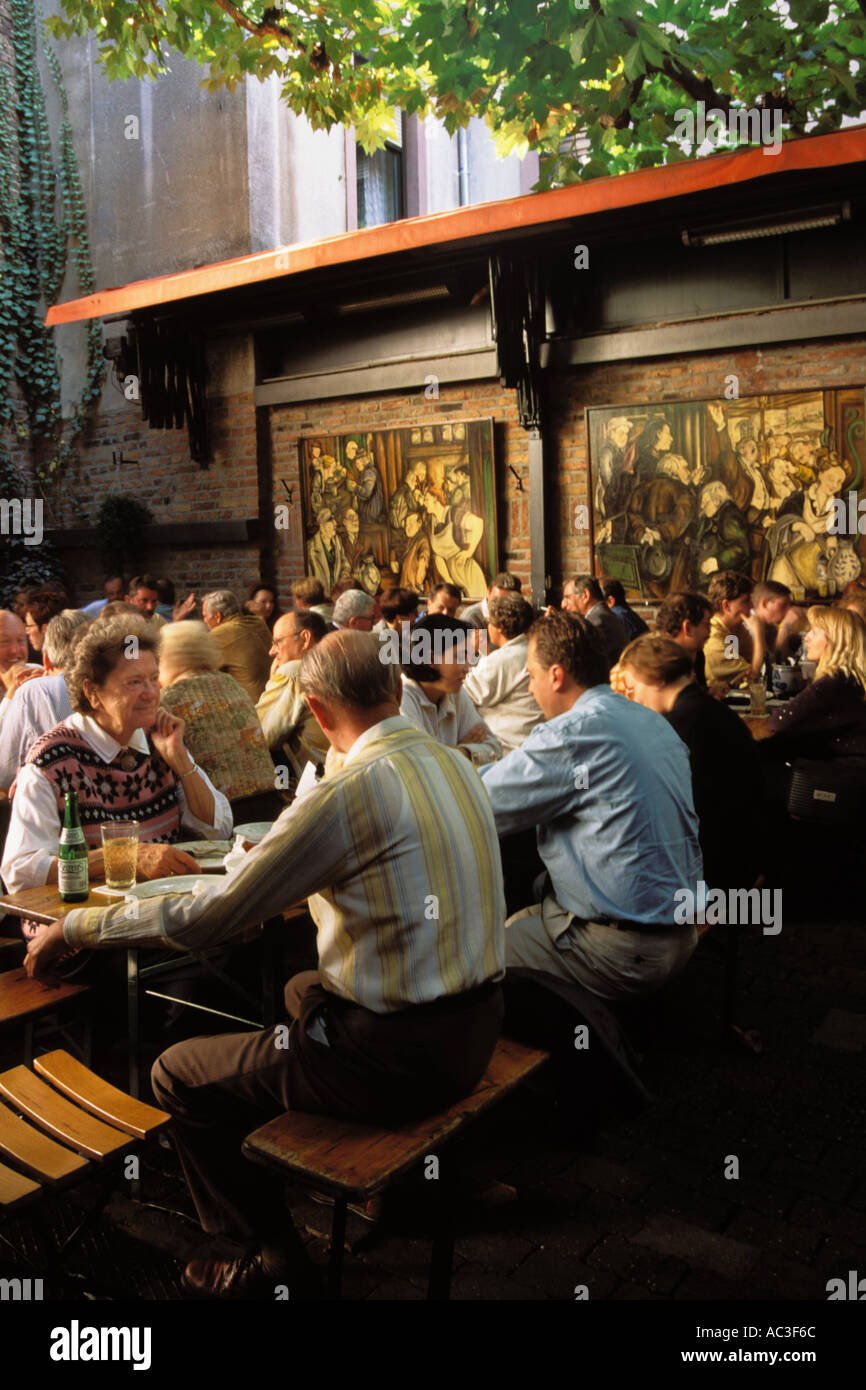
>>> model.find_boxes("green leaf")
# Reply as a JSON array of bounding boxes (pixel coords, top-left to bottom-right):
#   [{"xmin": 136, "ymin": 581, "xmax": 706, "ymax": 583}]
[
  {"xmin": 623, "ymin": 41, "xmax": 643, "ymax": 83},
  {"xmin": 569, "ymin": 18, "xmax": 596, "ymax": 66}
]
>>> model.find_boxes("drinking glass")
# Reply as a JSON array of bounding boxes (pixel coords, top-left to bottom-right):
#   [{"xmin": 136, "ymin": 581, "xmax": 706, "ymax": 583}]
[
  {"xmin": 749, "ymin": 682, "xmax": 767, "ymax": 716},
  {"xmin": 101, "ymin": 821, "xmax": 140, "ymax": 890}
]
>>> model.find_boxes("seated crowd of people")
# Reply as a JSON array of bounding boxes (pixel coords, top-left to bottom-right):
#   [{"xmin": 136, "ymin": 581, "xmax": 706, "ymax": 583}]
[{"xmin": 2, "ymin": 559, "xmax": 865, "ymax": 1299}]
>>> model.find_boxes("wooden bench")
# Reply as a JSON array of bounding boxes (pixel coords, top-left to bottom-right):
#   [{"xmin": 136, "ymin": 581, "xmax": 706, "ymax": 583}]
[
  {"xmin": 243, "ymin": 1035, "xmax": 549, "ymax": 1299},
  {"xmin": 0, "ymin": 1049, "xmax": 169, "ymax": 1269},
  {"xmin": 0, "ymin": 968, "xmax": 93, "ymax": 1066}
]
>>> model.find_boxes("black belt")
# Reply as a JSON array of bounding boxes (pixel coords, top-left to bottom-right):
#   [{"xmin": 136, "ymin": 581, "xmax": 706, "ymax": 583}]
[{"xmin": 590, "ymin": 916, "xmax": 679, "ymax": 934}]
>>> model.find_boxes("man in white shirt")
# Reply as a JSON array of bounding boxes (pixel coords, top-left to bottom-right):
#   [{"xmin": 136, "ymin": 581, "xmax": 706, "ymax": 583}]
[
  {"xmin": 464, "ymin": 593, "xmax": 543, "ymax": 752},
  {"xmin": 461, "ymin": 571, "xmax": 523, "ymax": 628},
  {"xmin": 0, "ymin": 609, "xmax": 91, "ymax": 790},
  {"xmin": 398, "ymin": 614, "xmax": 501, "ymax": 765}
]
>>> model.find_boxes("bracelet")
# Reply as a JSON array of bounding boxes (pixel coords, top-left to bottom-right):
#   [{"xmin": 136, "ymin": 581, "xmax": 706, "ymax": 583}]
[{"xmin": 179, "ymin": 761, "xmax": 200, "ymax": 782}]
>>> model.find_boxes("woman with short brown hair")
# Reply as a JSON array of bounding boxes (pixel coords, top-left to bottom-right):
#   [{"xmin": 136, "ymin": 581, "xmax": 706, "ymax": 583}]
[{"xmin": 620, "ymin": 633, "xmax": 760, "ymax": 888}]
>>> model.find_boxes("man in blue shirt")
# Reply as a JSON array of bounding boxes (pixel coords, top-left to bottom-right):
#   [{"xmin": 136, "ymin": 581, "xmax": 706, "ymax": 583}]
[
  {"xmin": 479, "ymin": 610, "xmax": 702, "ymax": 1000},
  {"xmin": 80, "ymin": 574, "xmax": 125, "ymax": 617}
]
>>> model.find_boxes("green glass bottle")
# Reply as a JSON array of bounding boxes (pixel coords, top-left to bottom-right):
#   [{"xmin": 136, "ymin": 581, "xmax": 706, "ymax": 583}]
[{"xmin": 58, "ymin": 791, "xmax": 89, "ymax": 903}]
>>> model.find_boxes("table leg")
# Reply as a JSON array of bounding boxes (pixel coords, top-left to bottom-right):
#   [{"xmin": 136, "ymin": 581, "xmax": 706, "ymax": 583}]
[
  {"xmin": 127, "ymin": 949, "xmax": 140, "ymax": 1099},
  {"xmin": 261, "ymin": 921, "xmax": 278, "ymax": 1029},
  {"xmin": 328, "ymin": 1197, "xmax": 347, "ymax": 1299}
]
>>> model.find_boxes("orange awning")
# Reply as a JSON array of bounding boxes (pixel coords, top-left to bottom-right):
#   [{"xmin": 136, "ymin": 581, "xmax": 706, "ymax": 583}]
[{"xmin": 46, "ymin": 126, "xmax": 866, "ymax": 327}]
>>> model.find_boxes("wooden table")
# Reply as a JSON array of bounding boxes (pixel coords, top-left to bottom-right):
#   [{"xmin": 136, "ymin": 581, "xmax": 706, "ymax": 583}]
[
  {"xmin": 0, "ymin": 884, "xmax": 111, "ymax": 923},
  {"xmin": 1, "ymin": 882, "xmax": 309, "ymax": 1096}
]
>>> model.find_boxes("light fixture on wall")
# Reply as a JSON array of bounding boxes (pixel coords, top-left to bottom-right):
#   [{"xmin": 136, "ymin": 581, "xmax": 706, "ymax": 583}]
[{"xmin": 682, "ymin": 201, "xmax": 850, "ymax": 247}]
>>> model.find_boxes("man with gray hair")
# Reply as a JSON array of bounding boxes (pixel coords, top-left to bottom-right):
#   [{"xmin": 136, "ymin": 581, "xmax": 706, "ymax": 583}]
[
  {"xmin": 0, "ymin": 610, "xmax": 91, "ymax": 790},
  {"xmin": 202, "ymin": 589, "xmax": 271, "ymax": 702},
  {"xmin": 0, "ymin": 610, "xmax": 33, "ymax": 729},
  {"xmin": 331, "ymin": 587, "xmax": 381, "ymax": 631},
  {"xmin": 25, "ymin": 629, "xmax": 506, "ymax": 1300}
]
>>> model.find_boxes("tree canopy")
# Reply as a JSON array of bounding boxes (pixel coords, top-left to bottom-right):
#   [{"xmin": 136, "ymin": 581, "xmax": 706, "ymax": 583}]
[{"xmin": 46, "ymin": 0, "xmax": 866, "ymax": 186}]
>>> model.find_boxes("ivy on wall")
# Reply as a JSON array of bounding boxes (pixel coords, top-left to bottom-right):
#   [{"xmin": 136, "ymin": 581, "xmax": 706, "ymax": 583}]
[
  {"xmin": 0, "ymin": 444, "xmax": 63, "ymax": 606},
  {"xmin": 0, "ymin": 0, "xmax": 104, "ymax": 499}
]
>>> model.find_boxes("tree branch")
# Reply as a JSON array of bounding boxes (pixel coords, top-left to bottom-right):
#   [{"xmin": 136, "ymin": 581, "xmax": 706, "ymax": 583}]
[
  {"xmin": 211, "ymin": 1, "xmax": 298, "ymax": 46},
  {"xmin": 588, "ymin": 0, "xmax": 733, "ymax": 113},
  {"xmin": 612, "ymin": 74, "xmax": 645, "ymax": 129}
]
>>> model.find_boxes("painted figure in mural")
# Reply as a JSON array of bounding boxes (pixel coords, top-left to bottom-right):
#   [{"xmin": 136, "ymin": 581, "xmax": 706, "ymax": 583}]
[
  {"xmin": 695, "ymin": 481, "xmax": 751, "ymax": 579},
  {"xmin": 423, "ymin": 488, "xmax": 486, "ymax": 599},
  {"xmin": 595, "ymin": 416, "xmax": 634, "ymax": 538},
  {"xmin": 627, "ymin": 452, "xmax": 697, "ymax": 596},
  {"xmin": 767, "ymin": 458, "xmax": 849, "ymax": 593},
  {"xmin": 635, "ymin": 417, "xmax": 675, "ymax": 482},
  {"xmin": 767, "ymin": 453, "xmax": 801, "ymax": 512},
  {"xmin": 445, "ymin": 463, "xmax": 471, "ymax": 512},
  {"xmin": 306, "ymin": 508, "xmax": 348, "ymax": 594},
  {"xmin": 445, "ymin": 464, "xmax": 479, "ymax": 552},
  {"xmin": 398, "ymin": 510, "xmax": 432, "ymax": 592},
  {"xmin": 338, "ymin": 505, "xmax": 365, "ymax": 576},
  {"xmin": 705, "ymin": 401, "xmax": 736, "ymax": 481},
  {"xmin": 357, "ymin": 549, "xmax": 382, "ymax": 596},
  {"xmin": 787, "ymin": 436, "xmax": 819, "ymax": 489},
  {"xmin": 343, "ymin": 439, "xmax": 386, "ymax": 524},
  {"xmin": 734, "ymin": 435, "xmax": 777, "ymax": 581},
  {"xmin": 389, "ymin": 460, "xmax": 427, "ymax": 539},
  {"xmin": 310, "ymin": 451, "xmax": 348, "ymax": 518}
]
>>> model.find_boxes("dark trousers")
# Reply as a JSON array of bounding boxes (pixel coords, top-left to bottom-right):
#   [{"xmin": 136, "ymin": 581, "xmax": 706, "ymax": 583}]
[{"xmin": 151, "ymin": 979, "xmax": 503, "ymax": 1262}]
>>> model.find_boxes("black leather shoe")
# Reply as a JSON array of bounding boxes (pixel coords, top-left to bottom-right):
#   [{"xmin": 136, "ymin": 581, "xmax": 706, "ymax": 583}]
[{"xmin": 182, "ymin": 1251, "xmax": 276, "ymax": 1300}]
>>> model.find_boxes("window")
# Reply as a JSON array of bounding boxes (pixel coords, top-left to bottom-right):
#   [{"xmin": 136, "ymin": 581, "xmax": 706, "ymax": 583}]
[{"xmin": 356, "ymin": 112, "xmax": 405, "ymax": 228}]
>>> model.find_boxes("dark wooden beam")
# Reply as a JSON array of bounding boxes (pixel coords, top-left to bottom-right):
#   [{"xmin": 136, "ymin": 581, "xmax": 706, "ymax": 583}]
[{"xmin": 46, "ymin": 520, "xmax": 261, "ymax": 550}]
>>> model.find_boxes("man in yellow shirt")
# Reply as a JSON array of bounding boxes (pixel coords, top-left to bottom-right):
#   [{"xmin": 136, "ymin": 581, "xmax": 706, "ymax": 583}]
[
  {"xmin": 702, "ymin": 571, "xmax": 765, "ymax": 688},
  {"xmin": 256, "ymin": 610, "xmax": 329, "ymax": 769},
  {"xmin": 202, "ymin": 589, "xmax": 272, "ymax": 702}
]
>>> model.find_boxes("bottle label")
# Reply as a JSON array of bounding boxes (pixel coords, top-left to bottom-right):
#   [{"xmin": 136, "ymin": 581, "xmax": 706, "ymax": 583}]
[
  {"xmin": 58, "ymin": 859, "xmax": 89, "ymax": 894},
  {"xmin": 60, "ymin": 829, "xmax": 86, "ymax": 846}
]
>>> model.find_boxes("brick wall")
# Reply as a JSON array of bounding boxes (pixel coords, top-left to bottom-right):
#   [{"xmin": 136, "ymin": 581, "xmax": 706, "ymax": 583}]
[
  {"xmin": 48, "ymin": 391, "xmax": 261, "ymax": 604},
  {"xmin": 267, "ymin": 379, "xmax": 528, "ymax": 602},
  {"xmin": 548, "ymin": 335, "xmax": 865, "ymax": 590},
  {"xmin": 42, "ymin": 330, "xmax": 865, "ymax": 608}
]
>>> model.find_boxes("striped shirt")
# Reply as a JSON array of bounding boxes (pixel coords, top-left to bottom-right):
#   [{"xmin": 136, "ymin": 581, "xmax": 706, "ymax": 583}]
[{"xmin": 64, "ymin": 716, "xmax": 506, "ymax": 1014}]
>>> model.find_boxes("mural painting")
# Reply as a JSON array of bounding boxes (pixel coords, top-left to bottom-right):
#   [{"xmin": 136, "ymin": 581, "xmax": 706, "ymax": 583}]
[
  {"xmin": 299, "ymin": 419, "xmax": 498, "ymax": 598},
  {"xmin": 588, "ymin": 389, "xmax": 865, "ymax": 601}
]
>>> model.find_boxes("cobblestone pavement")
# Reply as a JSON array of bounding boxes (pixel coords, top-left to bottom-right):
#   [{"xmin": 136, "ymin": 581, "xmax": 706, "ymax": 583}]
[{"xmin": 1, "ymin": 905, "xmax": 863, "ymax": 1301}]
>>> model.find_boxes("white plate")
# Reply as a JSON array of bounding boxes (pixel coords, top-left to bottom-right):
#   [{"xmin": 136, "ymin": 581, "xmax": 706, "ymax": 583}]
[
  {"xmin": 233, "ymin": 822, "xmax": 275, "ymax": 844},
  {"xmin": 176, "ymin": 840, "xmax": 233, "ymax": 858},
  {"xmin": 93, "ymin": 875, "xmax": 214, "ymax": 901}
]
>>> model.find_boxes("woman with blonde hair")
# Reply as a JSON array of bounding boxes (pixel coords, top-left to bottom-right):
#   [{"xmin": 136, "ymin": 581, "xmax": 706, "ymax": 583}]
[
  {"xmin": 159, "ymin": 620, "xmax": 280, "ymax": 818},
  {"xmin": 764, "ymin": 605, "xmax": 866, "ymax": 761}
]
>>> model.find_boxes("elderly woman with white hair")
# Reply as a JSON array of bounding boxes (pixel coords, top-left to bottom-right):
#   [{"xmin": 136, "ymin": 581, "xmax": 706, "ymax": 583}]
[
  {"xmin": 1, "ymin": 616, "xmax": 231, "ymax": 893},
  {"xmin": 159, "ymin": 620, "xmax": 280, "ymax": 820}
]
